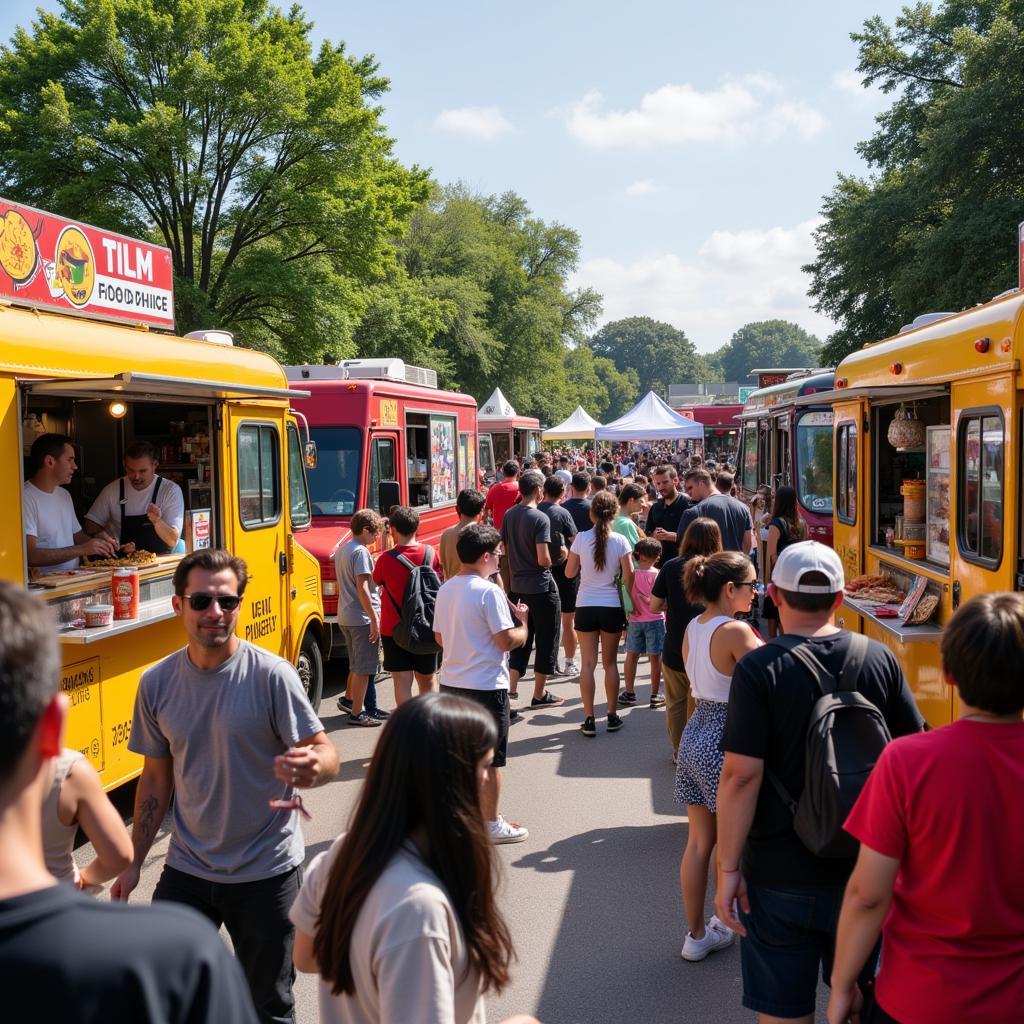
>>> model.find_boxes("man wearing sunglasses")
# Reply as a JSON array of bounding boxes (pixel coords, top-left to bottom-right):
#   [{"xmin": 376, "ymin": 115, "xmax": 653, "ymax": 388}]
[{"xmin": 112, "ymin": 549, "xmax": 339, "ymax": 1024}]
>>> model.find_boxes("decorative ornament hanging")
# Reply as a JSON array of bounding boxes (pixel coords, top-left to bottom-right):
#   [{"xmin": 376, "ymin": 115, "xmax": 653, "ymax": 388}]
[{"xmin": 887, "ymin": 403, "xmax": 926, "ymax": 450}]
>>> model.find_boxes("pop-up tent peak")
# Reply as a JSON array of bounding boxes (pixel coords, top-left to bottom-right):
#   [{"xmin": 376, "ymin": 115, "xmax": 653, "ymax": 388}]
[
  {"xmin": 542, "ymin": 405, "xmax": 602, "ymax": 440},
  {"xmin": 594, "ymin": 391, "xmax": 704, "ymax": 441}
]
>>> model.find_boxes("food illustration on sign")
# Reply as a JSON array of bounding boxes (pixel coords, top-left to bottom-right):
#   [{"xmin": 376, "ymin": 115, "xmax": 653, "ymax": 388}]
[
  {"xmin": 54, "ymin": 226, "xmax": 95, "ymax": 307},
  {"xmin": 0, "ymin": 207, "xmax": 41, "ymax": 286}
]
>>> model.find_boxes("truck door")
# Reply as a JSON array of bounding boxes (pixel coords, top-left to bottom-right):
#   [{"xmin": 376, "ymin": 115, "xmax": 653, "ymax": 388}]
[
  {"xmin": 224, "ymin": 406, "xmax": 289, "ymax": 657},
  {"xmin": 368, "ymin": 432, "xmax": 400, "ymax": 514}
]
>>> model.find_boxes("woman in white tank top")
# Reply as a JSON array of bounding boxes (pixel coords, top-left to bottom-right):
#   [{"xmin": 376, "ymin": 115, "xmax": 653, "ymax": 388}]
[{"xmin": 675, "ymin": 553, "xmax": 762, "ymax": 962}]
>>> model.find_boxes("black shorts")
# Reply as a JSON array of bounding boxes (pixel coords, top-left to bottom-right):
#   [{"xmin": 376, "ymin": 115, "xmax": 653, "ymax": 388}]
[
  {"xmin": 381, "ymin": 635, "xmax": 440, "ymax": 676},
  {"xmin": 440, "ymin": 685, "xmax": 510, "ymax": 767},
  {"xmin": 551, "ymin": 565, "xmax": 579, "ymax": 613},
  {"xmin": 508, "ymin": 581, "xmax": 562, "ymax": 676},
  {"xmin": 574, "ymin": 605, "xmax": 626, "ymax": 633}
]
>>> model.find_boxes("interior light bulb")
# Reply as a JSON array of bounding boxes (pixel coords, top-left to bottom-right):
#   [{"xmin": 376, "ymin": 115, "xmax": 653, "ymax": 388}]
[{"xmin": 109, "ymin": 400, "xmax": 128, "ymax": 419}]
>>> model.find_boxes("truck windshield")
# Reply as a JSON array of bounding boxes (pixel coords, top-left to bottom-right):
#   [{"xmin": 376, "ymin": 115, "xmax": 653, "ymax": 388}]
[
  {"xmin": 796, "ymin": 411, "xmax": 833, "ymax": 515},
  {"xmin": 307, "ymin": 427, "xmax": 362, "ymax": 517}
]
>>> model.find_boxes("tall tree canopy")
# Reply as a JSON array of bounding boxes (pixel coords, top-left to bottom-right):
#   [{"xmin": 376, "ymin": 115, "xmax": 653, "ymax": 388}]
[
  {"xmin": 713, "ymin": 320, "xmax": 822, "ymax": 382},
  {"xmin": 805, "ymin": 1, "xmax": 1024, "ymax": 365},
  {"xmin": 0, "ymin": 0, "xmax": 428, "ymax": 360}
]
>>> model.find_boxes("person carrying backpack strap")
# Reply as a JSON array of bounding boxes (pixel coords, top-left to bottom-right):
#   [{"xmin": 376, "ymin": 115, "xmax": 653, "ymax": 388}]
[
  {"xmin": 371, "ymin": 505, "xmax": 443, "ymax": 705},
  {"xmin": 712, "ymin": 542, "xmax": 925, "ymax": 1024}
]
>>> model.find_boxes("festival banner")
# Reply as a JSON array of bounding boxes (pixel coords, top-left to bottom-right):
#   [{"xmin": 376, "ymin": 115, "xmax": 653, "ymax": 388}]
[{"xmin": 0, "ymin": 197, "xmax": 174, "ymax": 329}]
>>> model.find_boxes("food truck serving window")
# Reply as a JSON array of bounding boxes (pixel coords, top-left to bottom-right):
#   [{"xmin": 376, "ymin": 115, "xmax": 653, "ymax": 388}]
[
  {"xmin": 836, "ymin": 422, "xmax": 858, "ymax": 524},
  {"xmin": 307, "ymin": 427, "xmax": 362, "ymax": 517},
  {"xmin": 238, "ymin": 423, "xmax": 281, "ymax": 528},
  {"xmin": 958, "ymin": 410, "xmax": 1004, "ymax": 566}
]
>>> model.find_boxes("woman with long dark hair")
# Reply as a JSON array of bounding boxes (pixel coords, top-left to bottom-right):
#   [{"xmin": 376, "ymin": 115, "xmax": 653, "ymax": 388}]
[
  {"xmin": 565, "ymin": 489, "xmax": 634, "ymax": 738},
  {"xmin": 677, "ymin": 552, "xmax": 762, "ymax": 963},
  {"xmin": 759, "ymin": 484, "xmax": 807, "ymax": 638},
  {"xmin": 290, "ymin": 693, "xmax": 534, "ymax": 1024}
]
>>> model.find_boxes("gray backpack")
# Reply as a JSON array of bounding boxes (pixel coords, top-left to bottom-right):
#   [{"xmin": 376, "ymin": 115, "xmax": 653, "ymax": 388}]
[{"xmin": 766, "ymin": 633, "xmax": 891, "ymax": 859}]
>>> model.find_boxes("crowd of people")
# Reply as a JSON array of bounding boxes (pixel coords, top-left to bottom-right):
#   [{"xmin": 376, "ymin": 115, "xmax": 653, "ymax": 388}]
[{"xmin": 1, "ymin": 443, "xmax": 1022, "ymax": 1024}]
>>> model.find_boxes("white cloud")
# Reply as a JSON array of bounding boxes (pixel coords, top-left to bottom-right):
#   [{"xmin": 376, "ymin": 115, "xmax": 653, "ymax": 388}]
[
  {"xmin": 433, "ymin": 105, "xmax": 514, "ymax": 141},
  {"xmin": 569, "ymin": 218, "xmax": 835, "ymax": 352},
  {"xmin": 624, "ymin": 178, "xmax": 659, "ymax": 197},
  {"xmin": 832, "ymin": 68, "xmax": 888, "ymax": 107},
  {"xmin": 565, "ymin": 75, "xmax": 825, "ymax": 148}
]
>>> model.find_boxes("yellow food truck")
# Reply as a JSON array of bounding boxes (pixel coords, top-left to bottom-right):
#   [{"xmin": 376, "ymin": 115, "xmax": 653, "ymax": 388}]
[
  {"xmin": 818, "ymin": 294, "xmax": 1020, "ymax": 727},
  {"xmin": 0, "ymin": 198, "xmax": 326, "ymax": 789}
]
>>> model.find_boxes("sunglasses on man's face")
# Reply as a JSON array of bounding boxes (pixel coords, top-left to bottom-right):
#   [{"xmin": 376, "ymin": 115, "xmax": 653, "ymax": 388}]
[{"xmin": 182, "ymin": 593, "xmax": 242, "ymax": 612}]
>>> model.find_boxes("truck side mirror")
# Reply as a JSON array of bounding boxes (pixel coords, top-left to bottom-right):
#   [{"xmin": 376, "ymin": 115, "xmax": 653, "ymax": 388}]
[
  {"xmin": 378, "ymin": 479, "xmax": 400, "ymax": 515},
  {"xmin": 304, "ymin": 440, "xmax": 318, "ymax": 470}
]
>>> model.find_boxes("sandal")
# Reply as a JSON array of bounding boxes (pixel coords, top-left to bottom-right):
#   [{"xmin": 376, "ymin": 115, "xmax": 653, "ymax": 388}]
[{"xmin": 530, "ymin": 691, "xmax": 565, "ymax": 708}]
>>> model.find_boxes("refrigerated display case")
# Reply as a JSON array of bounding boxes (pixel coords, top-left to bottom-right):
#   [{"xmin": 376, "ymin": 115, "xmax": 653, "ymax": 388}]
[{"xmin": 926, "ymin": 425, "xmax": 951, "ymax": 567}]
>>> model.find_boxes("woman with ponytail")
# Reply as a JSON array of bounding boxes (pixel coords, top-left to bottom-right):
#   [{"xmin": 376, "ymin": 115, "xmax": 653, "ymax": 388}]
[
  {"xmin": 676, "ymin": 552, "xmax": 762, "ymax": 963},
  {"xmin": 565, "ymin": 490, "xmax": 634, "ymax": 737}
]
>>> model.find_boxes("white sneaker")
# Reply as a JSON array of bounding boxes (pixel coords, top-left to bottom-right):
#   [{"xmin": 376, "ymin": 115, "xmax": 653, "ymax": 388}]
[
  {"xmin": 565, "ymin": 658, "xmax": 580, "ymax": 676},
  {"xmin": 681, "ymin": 917, "xmax": 735, "ymax": 961},
  {"xmin": 488, "ymin": 816, "xmax": 529, "ymax": 844}
]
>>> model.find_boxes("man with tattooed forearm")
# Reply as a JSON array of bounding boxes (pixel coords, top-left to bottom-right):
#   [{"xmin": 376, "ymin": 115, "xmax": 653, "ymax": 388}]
[{"xmin": 112, "ymin": 550, "xmax": 338, "ymax": 1024}]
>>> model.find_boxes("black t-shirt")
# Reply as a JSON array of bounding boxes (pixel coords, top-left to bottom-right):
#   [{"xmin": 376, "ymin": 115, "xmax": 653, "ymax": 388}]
[
  {"xmin": 650, "ymin": 555, "xmax": 704, "ymax": 671},
  {"xmin": 679, "ymin": 493, "xmax": 753, "ymax": 553},
  {"xmin": 500, "ymin": 503, "xmax": 551, "ymax": 594},
  {"xmin": 0, "ymin": 885, "xmax": 257, "ymax": 1023},
  {"xmin": 644, "ymin": 494, "xmax": 693, "ymax": 566},
  {"xmin": 538, "ymin": 500, "xmax": 577, "ymax": 563},
  {"xmin": 721, "ymin": 631, "xmax": 925, "ymax": 887},
  {"xmin": 562, "ymin": 496, "xmax": 593, "ymax": 533}
]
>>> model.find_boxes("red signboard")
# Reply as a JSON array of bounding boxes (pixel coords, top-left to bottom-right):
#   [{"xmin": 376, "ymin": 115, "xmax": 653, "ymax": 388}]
[
  {"xmin": 756, "ymin": 372, "xmax": 790, "ymax": 388},
  {"xmin": 0, "ymin": 197, "xmax": 174, "ymax": 329}
]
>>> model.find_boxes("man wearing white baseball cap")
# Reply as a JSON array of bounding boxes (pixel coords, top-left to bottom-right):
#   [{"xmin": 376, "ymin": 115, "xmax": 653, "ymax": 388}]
[{"xmin": 712, "ymin": 541, "xmax": 924, "ymax": 1024}]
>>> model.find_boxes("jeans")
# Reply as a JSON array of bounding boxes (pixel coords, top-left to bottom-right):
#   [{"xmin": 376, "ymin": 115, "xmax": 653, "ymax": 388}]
[{"xmin": 153, "ymin": 864, "xmax": 302, "ymax": 1024}]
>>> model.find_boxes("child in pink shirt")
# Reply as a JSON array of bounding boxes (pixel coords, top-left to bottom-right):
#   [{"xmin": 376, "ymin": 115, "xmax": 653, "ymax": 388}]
[{"xmin": 622, "ymin": 538, "xmax": 666, "ymax": 707}]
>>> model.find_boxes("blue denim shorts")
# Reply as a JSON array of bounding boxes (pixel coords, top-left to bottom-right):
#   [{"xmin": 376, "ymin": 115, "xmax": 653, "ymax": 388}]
[
  {"xmin": 625, "ymin": 618, "xmax": 665, "ymax": 655},
  {"xmin": 739, "ymin": 882, "xmax": 878, "ymax": 1019}
]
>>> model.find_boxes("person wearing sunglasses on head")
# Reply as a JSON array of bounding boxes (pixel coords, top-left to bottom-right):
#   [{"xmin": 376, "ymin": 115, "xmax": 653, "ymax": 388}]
[{"xmin": 111, "ymin": 548, "xmax": 339, "ymax": 1024}]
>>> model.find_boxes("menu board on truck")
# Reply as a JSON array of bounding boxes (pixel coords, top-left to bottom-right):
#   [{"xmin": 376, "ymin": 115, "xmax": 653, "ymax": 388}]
[{"xmin": 0, "ymin": 197, "xmax": 174, "ymax": 329}]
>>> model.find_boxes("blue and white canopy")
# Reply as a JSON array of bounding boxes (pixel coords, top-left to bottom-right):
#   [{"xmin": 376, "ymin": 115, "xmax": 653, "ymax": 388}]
[{"xmin": 594, "ymin": 391, "xmax": 704, "ymax": 441}]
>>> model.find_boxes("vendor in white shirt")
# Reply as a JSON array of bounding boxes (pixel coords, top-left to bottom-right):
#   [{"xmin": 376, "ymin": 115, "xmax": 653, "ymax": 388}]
[
  {"xmin": 24, "ymin": 434, "xmax": 118, "ymax": 574},
  {"xmin": 82, "ymin": 441, "xmax": 185, "ymax": 555}
]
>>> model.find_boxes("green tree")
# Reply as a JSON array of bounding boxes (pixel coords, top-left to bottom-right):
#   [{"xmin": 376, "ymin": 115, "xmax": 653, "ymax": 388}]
[
  {"xmin": 714, "ymin": 320, "xmax": 822, "ymax": 382},
  {"xmin": 562, "ymin": 346, "xmax": 639, "ymax": 421},
  {"xmin": 589, "ymin": 316, "xmax": 707, "ymax": 400},
  {"xmin": 0, "ymin": 0, "xmax": 428, "ymax": 360},
  {"xmin": 805, "ymin": 2, "xmax": 1024, "ymax": 365}
]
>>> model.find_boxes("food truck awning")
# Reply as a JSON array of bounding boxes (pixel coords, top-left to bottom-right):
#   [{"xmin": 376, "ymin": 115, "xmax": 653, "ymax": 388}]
[
  {"xmin": 24, "ymin": 371, "xmax": 307, "ymax": 402},
  {"xmin": 794, "ymin": 384, "xmax": 947, "ymax": 408}
]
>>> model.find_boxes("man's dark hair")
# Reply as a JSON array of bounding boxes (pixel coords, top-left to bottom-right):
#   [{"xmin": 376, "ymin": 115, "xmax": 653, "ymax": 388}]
[
  {"xmin": 173, "ymin": 549, "xmax": 249, "ymax": 598},
  {"xmin": 543, "ymin": 476, "xmax": 565, "ymax": 499},
  {"xmin": 124, "ymin": 440, "xmax": 158, "ymax": 462},
  {"xmin": 456, "ymin": 523, "xmax": 502, "ymax": 564},
  {"xmin": 684, "ymin": 468, "xmax": 713, "ymax": 486},
  {"xmin": 716, "ymin": 471, "xmax": 734, "ymax": 492},
  {"xmin": 456, "ymin": 488, "xmax": 486, "ymax": 518},
  {"xmin": 558, "ymin": 456, "xmax": 569, "ymax": 466},
  {"xmin": 600, "ymin": 461, "xmax": 614, "ymax": 475},
  {"xmin": 618, "ymin": 483, "xmax": 645, "ymax": 506},
  {"xmin": 519, "ymin": 470, "xmax": 544, "ymax": 497},
  {"xmin": 28, "ymin": 433, "xmax": 73, "ymax": 475},
  {"xmin": 590, "ymin": 475, "xmax": 607, "ymax": 492},
  {"xmin": 571, "ymin": 471, "xmax": 590, "ymax": 492},
  {"xmin": 773, "ymin": 570, "xmax": 836, "ymax": 613},
  {"xmin": 388, "ymin": 505, "xmax": 420, "ymax": 537},
  {"xmin": 653, "ymin": 464, "xmax": 677, "ymax": 479},
  {"xmin": 502, "ymin": 461, "xmax": 519, "ymax": 478},
  {"xmin": 0, "ymin": 583, "xmax": 61, "ymax": 778},
  {"xmin": 942, "ymin": 592, "xmax": 1024, "ymax": 714}
]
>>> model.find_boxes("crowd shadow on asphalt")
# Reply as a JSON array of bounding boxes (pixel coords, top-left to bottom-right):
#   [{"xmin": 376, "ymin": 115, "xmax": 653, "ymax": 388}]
[{"xmin": 511, "ymin": 823, "xmax": 742, "ymax": 1023}]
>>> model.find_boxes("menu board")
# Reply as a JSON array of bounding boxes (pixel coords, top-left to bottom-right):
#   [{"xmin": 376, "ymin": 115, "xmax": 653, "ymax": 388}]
[{"xmin": 926, "ymin": 426, "xmax": 951, "ymax": 566}]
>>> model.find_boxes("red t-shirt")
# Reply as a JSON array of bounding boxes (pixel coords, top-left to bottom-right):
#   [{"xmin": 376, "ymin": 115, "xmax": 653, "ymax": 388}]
[
  {"xmin": 484, "ymin": 480, "xmax": 520, "ymax": 529},
  {"xmin": 372, "ymin": 544, "xmax": 442, "ymax": 637},
  {"xmin": 844, "ymin": 720, "xmax": 1024, "ymax": 1024}
]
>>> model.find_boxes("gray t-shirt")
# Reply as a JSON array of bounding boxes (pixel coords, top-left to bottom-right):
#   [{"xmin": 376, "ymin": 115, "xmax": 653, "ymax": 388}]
[
  {"xmin": 679, "ymin": 493, "xmax": 754, "ymax": 552},
  {"xmin": 335, "ymin": 538, "xmax": 380, "ymax": 627},
  {"xmin": 500, "ymin": 503, "xmax": 551, "ymax": 594},
  {"xmin": 129, "ymin": 640, "xmax": 323, "ymax": 882}
]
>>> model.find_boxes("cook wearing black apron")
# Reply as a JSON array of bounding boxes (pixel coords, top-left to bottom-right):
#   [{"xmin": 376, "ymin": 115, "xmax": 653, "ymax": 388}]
[{"xmin": 120, "ymin": 476, "xmax": 172, "ymax": 554}]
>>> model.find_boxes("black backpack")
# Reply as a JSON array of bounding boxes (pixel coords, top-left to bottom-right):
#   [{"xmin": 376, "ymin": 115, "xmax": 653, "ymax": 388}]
[
  {"xmin": 385, "ymin": 546, "xmax": 441, "ymax": 655},
  {"xmin": 765, "ymin": 633, "xmax": 891, "ymax": 859}
]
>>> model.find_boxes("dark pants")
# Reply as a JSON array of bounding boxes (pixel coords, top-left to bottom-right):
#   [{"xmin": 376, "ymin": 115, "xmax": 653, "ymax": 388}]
[
  {"xmin": 154, "ymin": 863, "xmax": 302, "ymax": 1024},
  {"xmin": 508, "ymin": 580, "xmax": 561, "ymax": 677}
]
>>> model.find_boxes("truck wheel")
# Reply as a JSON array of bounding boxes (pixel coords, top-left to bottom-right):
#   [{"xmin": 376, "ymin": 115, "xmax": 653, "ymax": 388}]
[{"xmin": 297, "ymin": 631, "xmax": 324, "ymax": 713}]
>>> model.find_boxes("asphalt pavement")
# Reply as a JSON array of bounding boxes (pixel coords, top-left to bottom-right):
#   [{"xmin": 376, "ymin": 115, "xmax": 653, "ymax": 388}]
[{"xmin": 76, "ymin": 651, "xmax": 827, "ymax": 1023}]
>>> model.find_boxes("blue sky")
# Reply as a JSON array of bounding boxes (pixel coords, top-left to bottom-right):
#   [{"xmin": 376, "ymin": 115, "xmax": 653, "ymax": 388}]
[{"xmin": 1, "ymin": 0, "xmax": 908, "ymax": 352}]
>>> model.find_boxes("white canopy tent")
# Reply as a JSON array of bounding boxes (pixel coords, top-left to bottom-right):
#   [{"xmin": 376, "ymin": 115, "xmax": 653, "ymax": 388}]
[
  {"xmin": 542, "ymin": 405, "xmax": 602, "ymax": 440},
  {"xmin": 594, "ymin": 390, "xmax": 704, "ymax": 441}
]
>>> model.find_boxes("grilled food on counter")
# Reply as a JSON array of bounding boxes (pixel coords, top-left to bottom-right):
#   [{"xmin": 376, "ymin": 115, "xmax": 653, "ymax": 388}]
[{"xmin": 83, "ymin": 550, "xmax": 158, "ymax": 568}]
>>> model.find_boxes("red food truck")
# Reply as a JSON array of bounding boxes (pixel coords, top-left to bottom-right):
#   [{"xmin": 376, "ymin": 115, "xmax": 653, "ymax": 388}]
[
  {"xmin": 477, "ymin": 386, "xmax": 542, "ymax": 484},
  {"xmin": 285, "ymin": 359, "xmax": 477, "ymax": 650},
  {"xmin": 673, "ymin": 403, "xmax": 743, "ymax": 453}
]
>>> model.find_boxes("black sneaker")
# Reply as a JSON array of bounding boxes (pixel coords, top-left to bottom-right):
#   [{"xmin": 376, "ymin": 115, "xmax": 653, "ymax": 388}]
[
  {"xmin": 607, "ymin": 713, "xmax": 624, "ymax": 732},
  {"xmin": 367, "ymin": 708, "xmax": 390, "ymax": 721},
  {"xmin": 580, "ymin": 716, "xmax": 597, "ymax": 737},
  {"xmin": 509, "ymin": 708, "xmax": 522, "ymax": 723},
  {"xmin": 337, "ymin": 695, "xmax": 353, "ymax": 713},
  {"xmin": 347, "ymin": 711, "xmax": 382, "ymax": 727},
  {"xmin": 619, "ymin": 690, "xmax": 638, "ymax": 705}
]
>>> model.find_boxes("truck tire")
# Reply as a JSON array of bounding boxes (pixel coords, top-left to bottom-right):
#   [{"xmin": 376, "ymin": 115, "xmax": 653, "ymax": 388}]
[{"xmin": 297, "ymin": 630, "xmax": 324, "ymax": 713}]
